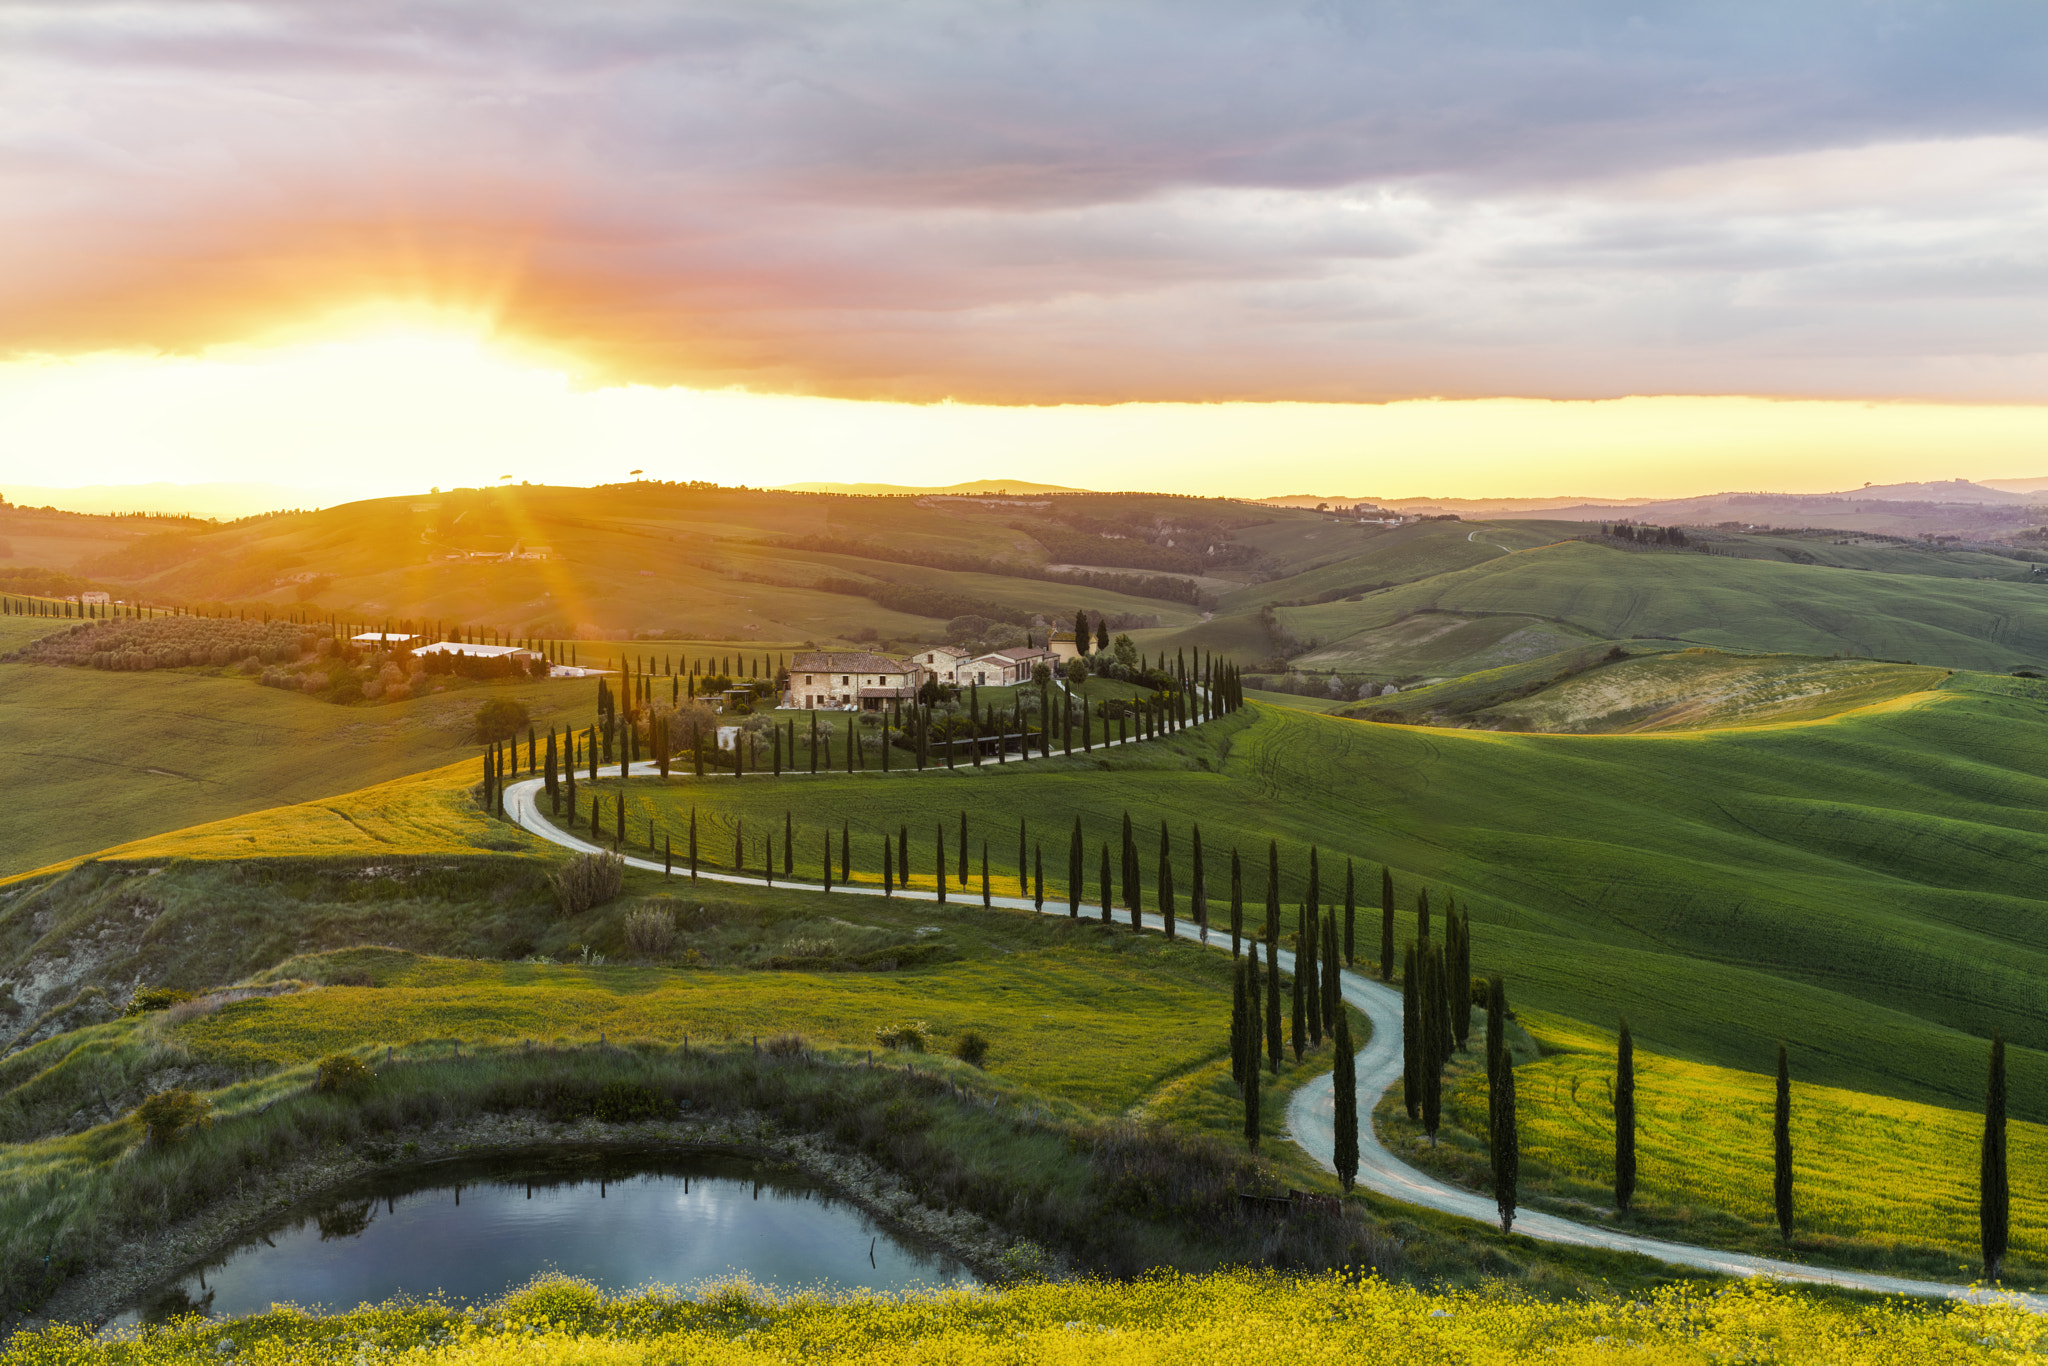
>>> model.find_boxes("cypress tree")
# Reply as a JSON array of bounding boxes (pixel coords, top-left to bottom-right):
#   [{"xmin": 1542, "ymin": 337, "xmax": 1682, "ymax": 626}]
[
  {"xmin": 1068, "ymin": 818, "xmax": 1083, "ymax": 917},
  {"xmin": 1433, "ymin": 942, "xmax": 1454, "ymax": 1071},
  {"xmin": 1332, "ymin": 1006, "xmax": 1358, "ymax": 1192},
  {"xmin": 841, "ymin": 822, "xmax": 851, "ymax": 882},
  {"xmin": 1290, "ymin": 949, "xmax": 1306, "ymax": 1061},
  {"xmin": 1120, "ymin": 811, "xmax": 1137, "ymax": 922},
  {"xmin": 1322, "ymin": 916, "xmax": 1341, "ymax": 1040},
  {"xmin": 1420, "ymin": 945, "xmax": 1443, "ymax": 1141},
  {"xmin": 1265, "ymin": 840, "xmax": 1280, "ymax": 947},
  {"xmin": 1021, "ymin": 819, "xmax": 1031, "ymax": 899},
  {"xmin": 1775, "ymin": 1041, "xmax": 1793, "ymax": 1243},
  {"xmin": 689, "ymin": 807, "xmax": 698, "ymax": 880},
  {"xmin": 1615, "ymin": 1018, "xmax": 1636, "ymax": 1215},
  {"xmin": 1243, "ymin": 957, "xmax": 1263, "ymax": 1153},
  {"xmin": 1984, "ymin": 1032, "xmax": 2009, "ymax": 1280},
  {"xmin": 1231, "ymin": 958, "xmax": 1248, "ymax": 1087},
  {"xmin": 1265, "ymin": 926, "xmax": 1283, "ymax": 1072},
  {"xmin": 1343, "ymin": 859, "xmax": 1356, "ymax": 966},
  {"xmin": 899, "ymin": 824, "xmax": 910, "ymax": 890},
  {"xmin": 1417, "ymin": 887, "xmax": 1431, "ymax": 942},
  {"xmin": 982, "ymin": 843, "xmax": 991, "ymax": 906},
  {"xmin": 1034, "ymin": 845, "xmax": 1044, "ymax": 909},
  {"xmin": 1401, "ymin": 942, "xmax": 1420, "ymax": 1121},
  {"xmin": 1380, "ymin": 865, "xmax": 1395, "ymax": 981},
  {"xmin": 959, "ymin": 810, "xmax": 969, "ymax": 885},
  {"xmin": 1448, "ymin": 911, "xmax": 1471, "ymax": 1051},
  {"xmin": 1229, "ymin": 847, "xmax": 1244, "ymax": 957},
  {"xmin": 883, "ymin": 836, "xmax": 894, "ymax": 897},
  {"xmin": 1300, "ymin": 897, "xmax": 1321, "ymax": 1044},
  {"xmin": 935, "ymin": 823, "xmax": 947, "ymax": 905},
  {"xmin": 822, "ymin": 832, "xmax": 831, "ymax": 891},
  {"xmin": 1487, "ymin": 975, "xmax": 1519, "ymax": 1233},
  {"xmin": 1157, "ymin": 822, "xmax": 1175, "ymax": 939},
  {"xmin": 1099, "ymin": 842, "xmax": 1113, "ymax": 923},
  {"xmin": 764, "ymin": 830, "xmax": 773, "ymax": 883},
  {"xmin": 809, "ymin": 712, "xmax": 819, "ymax": 774},
  {"xmin": 1191, "ymin": 824, "xmax": 1208, "ymax": 941}
]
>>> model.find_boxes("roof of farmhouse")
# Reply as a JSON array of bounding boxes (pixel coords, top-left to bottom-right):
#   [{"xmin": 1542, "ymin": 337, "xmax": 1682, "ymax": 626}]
[{"xmin": 789, "ymin": 651, "xmax": 912, "ymax": 674}]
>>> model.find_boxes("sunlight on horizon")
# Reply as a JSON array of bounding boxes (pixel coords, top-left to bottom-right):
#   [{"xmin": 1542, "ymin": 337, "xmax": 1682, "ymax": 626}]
[{"xmin": 6, "ymin": 318, "xmax": 2048, "ymax": 509}]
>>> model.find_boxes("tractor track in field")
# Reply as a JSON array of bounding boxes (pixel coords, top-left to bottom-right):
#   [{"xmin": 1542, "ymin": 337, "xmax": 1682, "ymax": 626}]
[{"xmin": 499, "ymin": 738, "xmax": 2046, "ymax": 1312}]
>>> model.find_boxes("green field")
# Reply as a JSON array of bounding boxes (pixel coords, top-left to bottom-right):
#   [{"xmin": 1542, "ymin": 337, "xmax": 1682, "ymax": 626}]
[
  {"xmin": 1286, "ymin": 539, "xmax": 2048, "ymax": 673},
  {"xmin": 1382, "ymin": 1011, "xmax": 2048, "ymax": 1284},
  {"xmin": 580, "ymin": 691, "xmax": 2048, "ymax": 1131},
  {"xmin": 0, "ymin": 662, "xmax": 601, "ymax": 878}
]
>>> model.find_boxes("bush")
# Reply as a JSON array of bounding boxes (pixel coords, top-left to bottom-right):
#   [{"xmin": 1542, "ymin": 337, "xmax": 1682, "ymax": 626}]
[
  {"xmin": 551, "ymin": 852, "xmax": 625, "ymax": 916},
  {"xmin": 953, "ymin": 1030, "xmax": 991, "ymax": 1068},
  {"xmin": 475, "ymin": 697, "xmax": 532, "ymax": 742},
  {"xmin": 874, "ymin": 1021, "xmax": 929, "ymax": 1052},
  {"xmin": 764, "ymin": 1032, "xmax": 807, "ymax": 1058},
  {"xmin": 134, "ymin": 1089, "xmax": 211, "ymax": 1145},
  {"xmin": 591, "ymin": 1081, "xmax": 669, "ymax": 1123},
  {"xmin": 314, "ymin": 1053, "xmax": 376, "ymax": 1095},
  {"xmin": 122, "ymin": 987, "xmax": 194, "ymax": 1017},
  {"xmin": 622, "ymin": 905, "xmax": 677, "ymax": 957}
]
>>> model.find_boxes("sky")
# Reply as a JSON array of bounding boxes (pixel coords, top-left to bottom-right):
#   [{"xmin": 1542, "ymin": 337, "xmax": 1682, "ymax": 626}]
[{"xmin": 4, "ymin": 0, "xmax": 2048, "ymax": 507}]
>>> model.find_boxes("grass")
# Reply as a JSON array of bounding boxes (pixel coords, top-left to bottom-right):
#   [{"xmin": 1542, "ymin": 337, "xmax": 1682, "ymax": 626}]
[
  {"xmin": 578, "ymin": 690, "xmax": 2048, "ymax": 1130},
  {"xmin": 1383, "ymin": 1010, "xmax": 2048, "ymax": 1288},
  {"xmin": 1287, "ymin": 538, "xmax": 2048, "ymax": 673},
  {"xmin": 0, "ymin": 662, "xmax": 599, "ymax": 878},
  {"xmin": 1470, "ymin": 651, "xmax": 1946, "ymax": 732},
  {"xmin": 1291, "ymin": 610, "xmax": 1605, "ymax": 678},
  {"xmin": 10, "ymin": 1268, "xmax": 2037, "ymax": 1364}
]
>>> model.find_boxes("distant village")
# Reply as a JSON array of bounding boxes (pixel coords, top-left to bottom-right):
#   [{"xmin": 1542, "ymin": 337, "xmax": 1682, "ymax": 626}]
[{"xmin": 783, "ymin": 631, "xmax": 1082, "ymax": 711}]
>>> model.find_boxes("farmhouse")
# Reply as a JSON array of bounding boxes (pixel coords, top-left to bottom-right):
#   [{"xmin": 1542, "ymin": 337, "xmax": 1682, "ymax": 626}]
[
  {"xmin": 1048, "ymin": 630, "xmax": 1083, "ymax": 662},
  {"xmin": 965, "ymin": 644, "xmax": 1057, "ymax": 686},
  {"xmin": 786, "ymin": 650, "xmax": 921, "ymax": 710},
  {"xmin": 908, "ymin": 645, "xmax": 974, "ymax": 684}
]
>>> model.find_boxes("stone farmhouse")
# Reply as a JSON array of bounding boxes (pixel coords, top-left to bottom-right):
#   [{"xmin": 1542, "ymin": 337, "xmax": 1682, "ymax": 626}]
[
  {"xmin": 785, "ymin": 640, "xmax": 1062, "ymax": 707},
  {"xmin": 786, "ymin": 650, "xmax": 921, "ymax": 710}
]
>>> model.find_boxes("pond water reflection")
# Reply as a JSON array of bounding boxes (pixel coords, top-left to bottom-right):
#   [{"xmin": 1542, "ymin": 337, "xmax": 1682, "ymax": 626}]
[{"xmin": 117, "ymin": 1150, "xmax": 974, "ymax": 1324}]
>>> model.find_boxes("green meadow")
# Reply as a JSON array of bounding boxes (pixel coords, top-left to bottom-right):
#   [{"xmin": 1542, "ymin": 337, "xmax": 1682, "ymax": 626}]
[{"xmin": 586, "ymin": 687, "xmax": 2048, "ymax": 1127}]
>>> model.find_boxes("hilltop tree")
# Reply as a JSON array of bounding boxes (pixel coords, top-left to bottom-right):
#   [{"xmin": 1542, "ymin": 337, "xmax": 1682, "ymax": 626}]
[
  {"xmin": 1775, "ymin": 1041, "xmax": 1794, "ymax": 1243},
  {"xmin": 1322, "ymin": 916, "xmax": 1341, "ymax": 1037},
  {"xmin": 1332, "ymin": 1006, "xmax": 1358, "ymax": 1192},
  {"xmin": 982, "ymin": 843, "xmax": 991, "ymax": 906},
  {"xmin": 1300, "ymin": 896, "xmax": 1321, "ymax": 1044},
  {"xmin": 1074, "ymin": 608, "xmax": 1090, "ymax": 652},
  {"xmin": 1448, "ymin": 909, "xmax": 1472, "ymax": 1050},
  {"xmin": 1380, "ymin": 865, "xmax": 1395, "ymax": 981},
  {"xmin": 1265, "ymin": 927, "xmax": 1283, "ymax": 1071},
  {"xmin": 1984, "ymin": 1032, "xmax": 2010, "ymax": 1280},
  {"xmin": 1191, "ymin": 825, "xmax": 1208, "ymax": 941},
  {"xmin": 1487, "ymin": 974, "xmax": 1519, "ymax": 1233},
  {"xmin": 1615, "ymin": 1018, "xmax": 1636, "ymax": 1215},
  {"xmin": 1122, "ymin": 811, "xmax": 1142, "ymax": 930},
  {"xmin": 1265, "ymin": 840, "xmax": 1281, "ymax": 947}
]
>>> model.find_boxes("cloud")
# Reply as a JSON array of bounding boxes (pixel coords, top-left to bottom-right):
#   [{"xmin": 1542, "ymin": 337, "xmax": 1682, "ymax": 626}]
[{"xmin": 5, "ymin": 0, "xmax": 2048, "ymax": 401}]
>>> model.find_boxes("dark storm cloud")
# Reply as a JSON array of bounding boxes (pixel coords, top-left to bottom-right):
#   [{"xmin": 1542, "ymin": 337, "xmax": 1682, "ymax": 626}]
[{"xmin": 4, "ymin": 0, "xmax": 2048, "ymax": 399}]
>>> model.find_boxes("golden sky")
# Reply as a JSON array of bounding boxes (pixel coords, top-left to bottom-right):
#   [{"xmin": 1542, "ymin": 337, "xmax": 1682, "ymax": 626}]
[{"xmin": 4, "ymin": 3, "xmax": 2048, "ymax": 506}]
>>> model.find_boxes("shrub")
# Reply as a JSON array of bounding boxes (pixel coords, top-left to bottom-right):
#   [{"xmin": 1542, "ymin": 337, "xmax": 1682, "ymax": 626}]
[
  {"xmin": 953, "ymin": 1030, "xmax": 991, "ymax": 1068},
  {"xmin": 874, "ymin": 1021, "xmax": 929, "ymax": 1052},
  {"xmin": 764, "ymin": 1032, "xmax": 807, "ymax": 1058},
  {"xmin": 591, "ymin": 1081, "xmax": 669, "ymax": 1123},
  {"xmin": 622, "ymin": 905, "xmax": 677, "ymax": 957},
  {"xmin": 122, "ymin": 987, "xmax": 194, "ymax": 1017},
  {"xmin": 551, "ymin": 852, "xmax": 625, "ymax": 917},
  {"xmin": 475, "ymin": 697, "xmax": 532, "ymax": 743},
  {"xmin": 134, "ymin": 1088, "xmax": 211, "ymax": 1145},
  {"xmin": 314, "ymin": 1053, "xmax": 376, "ymax": 1095}
]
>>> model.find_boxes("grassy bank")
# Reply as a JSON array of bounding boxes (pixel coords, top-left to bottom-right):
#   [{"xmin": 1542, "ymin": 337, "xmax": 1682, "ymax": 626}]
[
  {"xmin": 8, "ymin": 1268, "xmax": 2038, "ymax": 1364},
  {"xmin": 1376, "ymin": 1011, "xmax": 2048, "ymax": 1288}
]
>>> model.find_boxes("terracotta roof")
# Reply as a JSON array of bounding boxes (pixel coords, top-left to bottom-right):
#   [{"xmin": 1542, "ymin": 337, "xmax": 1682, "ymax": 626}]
[{"xmin": 790, "ymin": 651, "xmax": 911, "ymax": 673}]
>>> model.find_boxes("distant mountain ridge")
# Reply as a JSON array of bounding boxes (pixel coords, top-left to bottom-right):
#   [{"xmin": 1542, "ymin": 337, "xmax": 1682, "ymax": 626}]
[{"xmin": 776, "ymin": 478, "xmax": 1091, "ymax": 496}]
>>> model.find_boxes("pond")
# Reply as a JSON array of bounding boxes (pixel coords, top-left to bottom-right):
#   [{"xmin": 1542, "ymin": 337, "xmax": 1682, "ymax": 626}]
[{"xmin": 115, "ymin": 1150, "xmax": 976, "ymax": 1325}]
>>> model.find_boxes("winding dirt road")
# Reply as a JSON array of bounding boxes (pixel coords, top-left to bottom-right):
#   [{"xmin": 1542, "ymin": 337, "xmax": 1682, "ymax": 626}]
[{"xmin": 501, "ymin": 756, "xmax": 2041, "ymax": 1310}]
